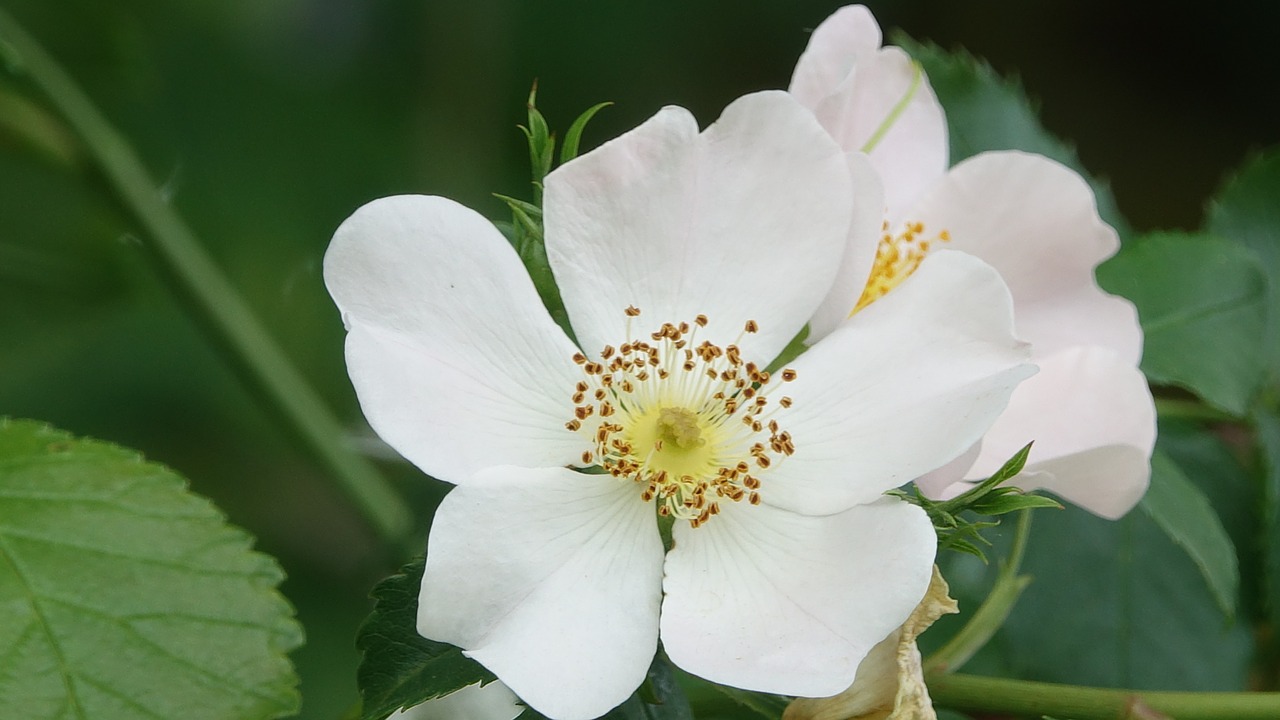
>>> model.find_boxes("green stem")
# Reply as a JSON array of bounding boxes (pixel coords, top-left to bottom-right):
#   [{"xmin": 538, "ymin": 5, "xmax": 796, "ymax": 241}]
[
  {"xmin": 926, "ymin": 510, "xmax": 1033, "ymax": 674},
  {"xmin": 928, "ymin": 673, "xmax": 1280, "ymax": 720},
  {"xmin": 0, "ymin": 9, "xmax": 411, "ymax": 544},
  {"xmin": 1154, "ymin": 397, "xmax": 1236, "ymax": 423}
]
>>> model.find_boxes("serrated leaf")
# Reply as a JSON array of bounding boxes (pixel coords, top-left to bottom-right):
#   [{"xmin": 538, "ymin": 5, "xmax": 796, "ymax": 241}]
[
  {"xmin": 0, "ymin": 418, "xmax": 301, "ymax": 720},
  {"xmin": 899, "ymin": 37, "xmax": 1130, "ymax": 238},
  {"xmin": 1139, "ymin": 451, "xmax": 1239, "ymax": 619},
  {"xmin": 1206, "ymin": 148, "xmax": 1280, "ymax": 385},
  {"xmin": 560, "ymin": 101, "xmax": 612, "ymax": 165},
  {"xmin": 1096, "ymin": 231, "xmax": 1268, "ymax": 415},
  {"xmin": 937, "ymin": 443, "xmax": 1032, "ymax": 515},
  {"xmin": 356, "ymin": 557, "xmax": 495, "ymax": 720}
]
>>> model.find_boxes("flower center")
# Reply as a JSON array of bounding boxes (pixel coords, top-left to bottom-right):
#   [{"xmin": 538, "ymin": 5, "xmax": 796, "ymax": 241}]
[
  {"xmin": 852, "ymin": 220, "xmax": 951, "ymax": 314},
  {"xmin": 565, "ymin": 309, "xmax": 797, "ymax": 527}
]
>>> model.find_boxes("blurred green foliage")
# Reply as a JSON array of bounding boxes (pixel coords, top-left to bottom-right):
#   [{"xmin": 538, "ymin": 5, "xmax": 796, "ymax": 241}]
[{"xmin": 2, "ymin": 1, "xmax": 1277, "ymax": 718}]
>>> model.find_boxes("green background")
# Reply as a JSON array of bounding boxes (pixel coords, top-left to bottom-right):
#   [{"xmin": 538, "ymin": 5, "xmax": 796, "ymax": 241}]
[{"xmin": 2, "ymin": 1, "xmax": 1277, "ymax": 717}]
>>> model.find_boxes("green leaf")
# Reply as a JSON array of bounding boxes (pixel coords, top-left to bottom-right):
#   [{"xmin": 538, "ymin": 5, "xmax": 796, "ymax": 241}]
[
  {"xmin": 898, "ymin": 37, "xmax": 1130, "ymax": 238},
  {"xmin": 940, "ymin": 499, "xmax": 1252, "ymax": 690},
  {"xmin": 1138, "ymin": 451, "xmax": 1239, "ymax": 619},
  {"xmin": 1206, "ymin": 148, "xmax": 1280, "ymax": 386},
  {"xmin": 704, "ymin": 684, "xmax": 789, "ymax": 720},
  {"xmin": 560, "ymin": 101, "xmax": 612, "ymax": 165},
  {"xmin": 1257, "ymin": 411, "xmax": 1280, "ymax": 625},
  {"xmin": 356, "ymin": 557, "xmax": 495, "ymax": 720},
  {"xmin": 1096, "ymin": 231, "xmax": 1268, "ymax": 415},
  {"xmin": 0, "ymin": 418, "xmax": 301, "ymax": 720}
]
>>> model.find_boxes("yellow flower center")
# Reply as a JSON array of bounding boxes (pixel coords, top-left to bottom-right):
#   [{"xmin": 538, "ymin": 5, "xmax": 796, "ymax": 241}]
[
  {"xmin": 852, "ymin": 221, "xmax": 951, "ymax": 313},
  {"xmin": 565, "ymin": 309, "xmax": 797, "ymax": 527}
]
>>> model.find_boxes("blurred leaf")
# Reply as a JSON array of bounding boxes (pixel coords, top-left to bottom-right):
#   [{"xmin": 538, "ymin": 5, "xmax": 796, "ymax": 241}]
[
  {"xmin": 1206, "ymin": 149, "xmax": 1280, "ymax": 386},
  {"xmin": 1257, "ymin": 412, "xmax": 1280, "ymax": 624},
  {"xmin": 355, "ymin": 557, "xmax": 495, "ymax": 720},
  {"xmin": 899, "ymin": 37, "xmax": 1130, "ymax": 238},
  {"xmin": 1139, "ymin": 451, "xmax": 1239, "ymax": 619},
  {"xmin": 975, "ymin": 500, "xmax": 1252, "ymax": 690},
  {"xmin": 560, "ymin": 101, "xmax": 612, "ymax": 165},
  {"xmin": 0, "ymin": 418, "xmax": 301, "ymax": 720},
  {"xmin": 495, "ymin": 193, "xmax": 572, "ymax": 340},
  {"xmin": 1097, "ymin": 231, "xmax": 1268, "ymax": 415}
]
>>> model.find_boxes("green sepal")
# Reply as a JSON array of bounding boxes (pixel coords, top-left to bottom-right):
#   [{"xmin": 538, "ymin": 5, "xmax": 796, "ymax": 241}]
[
  {"xmin": 900, "ymin": 444, "xmax": 1062, "ymax": 562},
  {"xmin": 355, "ymin": 557, "xmax": 497, "ymax": 720},
  {"xmin": 561, "ymin": 101, "xmax": 613, "ymax": 164},
  {"xmin": 519, "ymin": 83, "xmax": 555, "ymax": 202}
]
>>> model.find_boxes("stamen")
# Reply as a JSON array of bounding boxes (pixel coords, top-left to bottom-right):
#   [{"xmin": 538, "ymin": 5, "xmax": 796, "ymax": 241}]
[
  {"xmin": 852, "ymin": 221, "xmax": 951, "ymax": 314},
  {"xmin": 563, "ymin": 309, "xmax": 798, "ymax": 526}
]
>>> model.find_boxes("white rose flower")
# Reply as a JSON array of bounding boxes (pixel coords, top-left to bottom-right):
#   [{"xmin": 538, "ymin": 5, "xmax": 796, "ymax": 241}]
[{"xmin": 325, "ymin": 90, "xmax": 1032, "ymax": 719}]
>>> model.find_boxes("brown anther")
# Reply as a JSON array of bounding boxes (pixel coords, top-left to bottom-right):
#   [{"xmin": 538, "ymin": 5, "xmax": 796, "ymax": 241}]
[
  {"xmin": 565, "ymin": 419, "xmax": 582, "ymax": 431},
  {"xmin": 581, "ymin": 451, "xmax": 594, "ymax": 464},
  {"xmin": 756, "ymin": 455, "xmax": 772, "ymax": 469},
  {"xmin": 744, "ymin": 320, "xmax": 759, "ymax": 333},
  {"xmin": 779, "ymin": 396, "xmax": 793, "ymax": 408},
  {"xmin": 572, "ymin": 352, "xmax": 587, "ymax": 365},
  {"xmin": 572, "ymin": 392, "xmax": 585, "ymax": 404},
  {"xmin": 781, "ymin": 369, "xmax": 798, "ymax": 382},
  {"xmin": 625, "ymin": 305, "xmax": 641, "ymax": 317},
  {"xmin": 749, "ymin": 492, "xmax": 761, "ymax": 505},
  {"xmin": 575, "ymin": 405, "xmax": 594, "ymax": 420}
]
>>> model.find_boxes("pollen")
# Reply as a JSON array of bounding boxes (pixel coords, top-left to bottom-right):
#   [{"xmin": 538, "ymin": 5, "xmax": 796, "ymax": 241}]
[
  {"xmin": 565, "ymin": 309, "xmax": 797, "ymax": 528},
  {"xmin": 852, "ymin": 221, "xmax": 951, "ymax": 314}
]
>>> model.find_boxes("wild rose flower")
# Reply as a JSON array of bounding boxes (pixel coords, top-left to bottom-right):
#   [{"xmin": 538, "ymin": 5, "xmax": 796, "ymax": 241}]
[
  {"xmin": 325, "ymin": 90, "xmax": 1032, "ymax": 719},
  {"xmin": 791, "ymin": 5, "xmax": 1156, "ymax": 519}
]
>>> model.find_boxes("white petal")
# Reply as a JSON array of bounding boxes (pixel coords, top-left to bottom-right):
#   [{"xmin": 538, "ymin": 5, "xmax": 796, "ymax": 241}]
[
  {"xmin": 661, "ymin": 497, "xmax": 936, "ymax": 697},
  {"xmin": 419, "ymin": 466, "xmax": 664, "ymax": 720},
  {"xmin": 390, "ymin": 681, "xmax": 521, "ymax": 720},
  {"xmin": 812, "ymin": 47, "xmax": 949, "ymax": 224},
  {"xmin": 788, "ymin": 5, "xmax": 883, "ymax": 108},
  {"xmin": 966, "ymin": 345, "xmax": 1156, "ymax": 519},
  {"xmin": 544, "ymin": 91, "xmax": 854, "ymax": 364},
  {"xmin": 905, "ymin": 151, "xmax": 1142, "ymax": 362},
  {"xmin": 788, "ymin": 7, "xmax": 947, "ymax": 223},
  {"xmin": 324, "ymin": 195, "xmax": 585, "ymax": 484},
  {"xmin": 763, "ymin": 251, "xmax": 1035, "ymax": 515},
  {"xmin": 807, "ymin": 153, "xmax": 885, "ymax": 343}
]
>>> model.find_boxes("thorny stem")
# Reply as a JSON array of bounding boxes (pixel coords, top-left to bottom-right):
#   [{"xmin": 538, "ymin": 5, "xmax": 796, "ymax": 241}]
[{"xmin": 0, "ymin": 8, "xmax": 412, "ymax": 544}]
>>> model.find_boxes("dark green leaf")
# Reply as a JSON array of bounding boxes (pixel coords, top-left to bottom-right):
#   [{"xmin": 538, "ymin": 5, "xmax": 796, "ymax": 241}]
[
  {"xmin": 601, "ymin": 652, "xmax": 694, "ymax": 720},
  {"xmin": 1206, "ymin": 148, "xmax": 1280, "ymax": 385},
  {"xmin": 0, "ymin": 418, "xmax": 301, "ymax": 720},
  {"xmin": 356, "ymin": 557, "xmax": 495, "ymax": 720},
  {"xmin": 899, "ymin": 37, "xmax": 1130, "ymax": 238},
  {"xmin": 940, "ymin": 500, "xmax": 1252, "ymax": 690},
  {"xmin": 1257, "ymin": 411, "xmax": 1280, "ymax": 624},
  {"xmin": 1096, "ymin": 231, "xmax": 1268, "ymax": 415},
  {"xmin": 560, "ymin": 101, "xmax": 612, "ymax": 165},
  {"xmin": 1139, "ymin": 451, "xmax": 1239, "ymax": 618},
  {"xmin": 705, "ymin": 684, "xmax": 790, "ymax": 720}
]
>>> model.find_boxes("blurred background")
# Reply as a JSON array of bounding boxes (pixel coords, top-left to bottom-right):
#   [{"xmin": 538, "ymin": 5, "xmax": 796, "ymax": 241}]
[{"xmin": 2, "ymin": 1, "xmax": 1277, "ymax": 717}]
